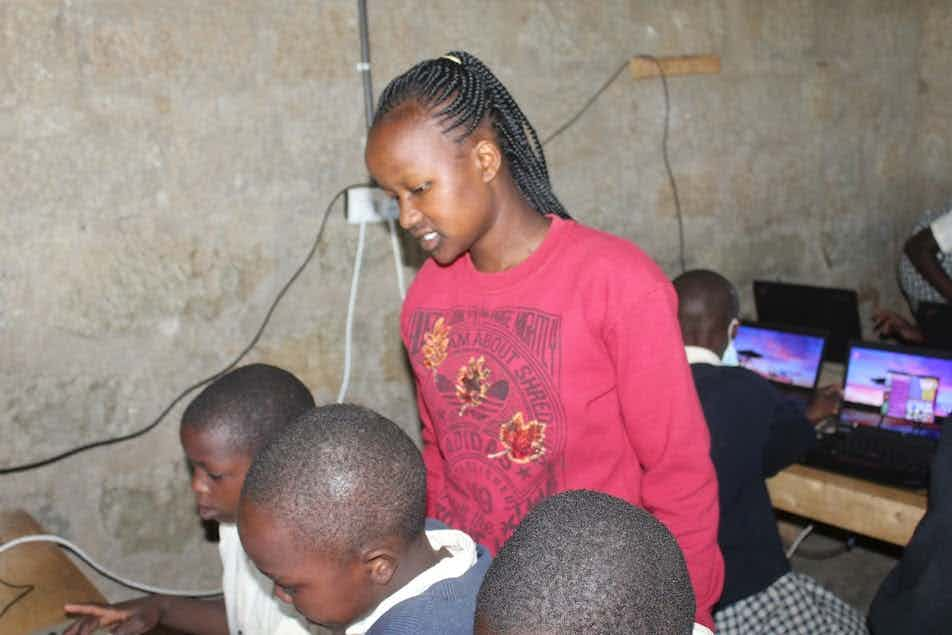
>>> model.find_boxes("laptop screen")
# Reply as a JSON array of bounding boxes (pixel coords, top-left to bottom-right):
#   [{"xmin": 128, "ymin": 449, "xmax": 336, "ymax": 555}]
[
  {"xmin": 881, "ymin": 371, "xmax": 939, "ymax": 424},
  {"xmin": 842, "ymin": 342, "xmax": 952, "ymax": 438},
  {"xmin": 735, "ymin": 323, "xmax": 826, "ymax": 389},
  {"xmin": 753, "ymin": 280, "xmax": 861, "ymax": 363}
]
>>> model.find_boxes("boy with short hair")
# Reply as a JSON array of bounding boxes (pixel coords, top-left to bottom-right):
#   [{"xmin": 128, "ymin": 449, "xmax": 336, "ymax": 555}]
[
  {"xmin": 65, "ymin": 363, "xmax": 316, "ymax": 635},
  {"xmin": 473, "ymin": 489, "xmax": 696, "ymax": 635},
  {"xmin": 238, "ymin": 403, "xmax": 491, "ymax": 635}
]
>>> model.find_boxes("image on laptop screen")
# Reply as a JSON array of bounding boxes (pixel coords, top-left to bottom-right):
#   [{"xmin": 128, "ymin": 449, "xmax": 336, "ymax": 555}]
[
  {"xmin": 842, "ymin": 343, "xmax": 952, "ymax": 438},
  {"xmin": 753, "ymin": 280, "xmax": 861, "ymax": 363},
  {"xmin": 881, "ymin": 371, "xmax": 939, "ymax": 424},
  {"xmin": 734, "ymin": 324, "xmax": 826, "ymax": 389}
]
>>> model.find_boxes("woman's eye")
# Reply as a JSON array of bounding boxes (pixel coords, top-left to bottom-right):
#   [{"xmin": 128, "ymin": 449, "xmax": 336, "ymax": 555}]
[
  {"xmin": 208, "ymin": 472, "xmax": 223, "ymax": 481},
  {"xmin": 411, "ymin": 182, "xmax": 430, "ymax": 195}
]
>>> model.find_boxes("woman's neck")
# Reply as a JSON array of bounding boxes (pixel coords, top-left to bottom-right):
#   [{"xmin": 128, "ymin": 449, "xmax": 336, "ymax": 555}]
[{"xmin": 470, "ymin": 180, "xmax": 553, "ymax": 273}]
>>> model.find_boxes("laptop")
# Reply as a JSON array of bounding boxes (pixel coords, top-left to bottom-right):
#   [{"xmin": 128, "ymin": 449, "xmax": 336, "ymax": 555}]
[
  {"xmin": 754, "ymin": 280, "xmax": 862, "ymax": 363},
  {"xmin": 916, "ymin": 301, "xmax": 952, "ymax": 350},
  {"xmin": 803, "ymin": 340, "xmax": 952, "ymax": 488},
  {"xmin": 734, "ymin": 322, "xmax": 827, "ymax": 403}
]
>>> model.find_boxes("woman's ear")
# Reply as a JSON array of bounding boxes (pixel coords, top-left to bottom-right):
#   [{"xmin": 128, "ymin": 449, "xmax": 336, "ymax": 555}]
[{"xmin": 473, "ymin": 138, "xmax": 502, "ymax": 184}]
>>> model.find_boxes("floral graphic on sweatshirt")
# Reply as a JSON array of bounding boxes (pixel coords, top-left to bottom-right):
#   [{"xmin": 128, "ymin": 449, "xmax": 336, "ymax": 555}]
[
  {"xmin": 421, "ymin": 317, "xmax": 450, "ymax": 376},
  {"xmin": 456, "ymin": 356, "xmax": 491, "ymax": 415},
  {"xmin": 488, "ymin": 411, "xmax": 546, "ymax": 464}
]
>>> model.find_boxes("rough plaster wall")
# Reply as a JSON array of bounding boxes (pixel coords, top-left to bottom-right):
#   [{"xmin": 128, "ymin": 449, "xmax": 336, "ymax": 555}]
[{"xmin": 1, "ymin": 0, "xmax": 948, "ymax": 599}]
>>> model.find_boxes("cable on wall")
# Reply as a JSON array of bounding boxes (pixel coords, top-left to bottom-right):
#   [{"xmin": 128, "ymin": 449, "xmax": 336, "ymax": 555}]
[
  {"xmin": 337, "ymin": 219, "xmax": 367, "ymax": 403},
  {"xmin": 542, "ymin": 55, "xmax": 688, "ymax": 273},
  {"xmin": 0, "ymin": 185, "xmax": 358, "ymax": 475}
]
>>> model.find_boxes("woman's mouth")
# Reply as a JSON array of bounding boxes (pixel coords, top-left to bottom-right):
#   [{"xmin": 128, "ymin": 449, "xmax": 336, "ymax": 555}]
[{"xmin": 420, "ymin": 231, "xmax": 440, "ymax": 251}]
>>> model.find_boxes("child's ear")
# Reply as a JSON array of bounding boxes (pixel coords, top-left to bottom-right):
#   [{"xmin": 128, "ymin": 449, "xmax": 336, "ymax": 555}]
[
  {"xmin": 364, "ymin": 548, "xmax": 398, "ymax": 586},
  {"xmin": 473, "ymin": 139, "xmax": 502, "ymax": 184}
]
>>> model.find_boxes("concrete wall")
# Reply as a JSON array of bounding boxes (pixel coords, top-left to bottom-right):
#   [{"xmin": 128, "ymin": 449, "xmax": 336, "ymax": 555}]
[{"xmin": 2, "ymin": 0, "xmax": 950, "ymax": 598}]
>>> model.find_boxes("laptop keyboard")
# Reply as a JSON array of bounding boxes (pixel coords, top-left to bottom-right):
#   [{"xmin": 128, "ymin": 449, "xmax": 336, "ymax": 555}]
[{"xmin": 805, "ymin": 425, "xmax": 936, "ymax": 489}]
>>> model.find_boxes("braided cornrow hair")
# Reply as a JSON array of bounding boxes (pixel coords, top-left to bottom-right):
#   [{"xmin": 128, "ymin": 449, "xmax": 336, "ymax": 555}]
[{"xmin": 373, "ymin": 51, "xmax": 570, "ymax": 219}]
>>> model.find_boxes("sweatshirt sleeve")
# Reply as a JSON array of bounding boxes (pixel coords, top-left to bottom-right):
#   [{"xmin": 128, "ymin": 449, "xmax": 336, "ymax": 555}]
[
  {"xmin": 761, "ymin": 388, "xmax": 817, "ymax": 477},
  {"xmin": 607, "ymin": 281, "xmax": 724, "ymax": 629},
  {"xmin": 416, "ymin": 375, "xmax": 446, "ymax": 518}
]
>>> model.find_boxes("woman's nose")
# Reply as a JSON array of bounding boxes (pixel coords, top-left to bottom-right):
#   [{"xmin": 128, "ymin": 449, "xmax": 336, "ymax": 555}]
[{"xmin": 398, "ymin": 198, "xmax": 421, "ymax": 230}]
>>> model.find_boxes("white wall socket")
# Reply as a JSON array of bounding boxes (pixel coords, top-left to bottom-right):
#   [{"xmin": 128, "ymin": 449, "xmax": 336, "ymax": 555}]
[{"xmin": 345, "ymin": 186, "xmax": 400, "ymax": 224}]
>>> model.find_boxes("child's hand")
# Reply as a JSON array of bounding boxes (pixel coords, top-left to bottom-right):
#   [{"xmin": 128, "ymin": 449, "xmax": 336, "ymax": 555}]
[
  {"xmin": 63, "ymin": 596, "xmax": 162, "ymax": 635},
  {"xmin": 806, "ymin": 384, "xmax": 842, "ymax": 424}
]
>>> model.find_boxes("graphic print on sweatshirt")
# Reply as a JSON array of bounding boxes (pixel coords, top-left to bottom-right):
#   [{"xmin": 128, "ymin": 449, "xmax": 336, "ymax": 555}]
[{"xmin": 406, "ymin": 306, "xmax": 566, "ymax": 552}]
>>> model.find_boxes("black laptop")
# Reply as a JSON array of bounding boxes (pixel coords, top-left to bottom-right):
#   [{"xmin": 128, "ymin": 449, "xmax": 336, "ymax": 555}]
[
  {"xmin": 802, "ymin": 340, "xmax": 952, "ymax": 488},
  {"xmin": 734, "ymin": 322, "xmax": 827, "ymax": 404},
  {"xmin": 754, "ymin": 280, "xmax": 862, "ymax": 363},
  {"xmin": 916, "ymin": 301, "xmax": 952, "ymax": 350}
]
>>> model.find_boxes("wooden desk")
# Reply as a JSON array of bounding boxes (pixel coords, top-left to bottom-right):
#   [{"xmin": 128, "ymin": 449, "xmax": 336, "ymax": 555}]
[
  {"xmin": 0, "ymin": 510, "xmax": 106, "ymax": 634},
  {"xmin": 0, "ymin": 510, "xmax": 178, "ymax": 635},
  {"xmin": 767, "ymin": 464, "xmax": 928, "ymax": 546}
]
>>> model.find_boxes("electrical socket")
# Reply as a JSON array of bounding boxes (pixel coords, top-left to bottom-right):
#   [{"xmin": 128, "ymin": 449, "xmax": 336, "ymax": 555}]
[{"xmin": 345, "ymin": 186, "xmax": 399, "ymax": 224}]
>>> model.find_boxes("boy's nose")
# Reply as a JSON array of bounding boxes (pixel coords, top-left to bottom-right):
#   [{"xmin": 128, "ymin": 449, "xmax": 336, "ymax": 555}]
[{"xmin": 190, "ymin": 472, "xmax": 210, "ymax": 494}]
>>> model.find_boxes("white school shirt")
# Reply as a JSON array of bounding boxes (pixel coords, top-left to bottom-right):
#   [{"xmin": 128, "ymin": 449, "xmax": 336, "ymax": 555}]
[
  {"xmin": 219, "ymin": 522, "xmax": 314, "ymax": 635},
  {"xmin": 345, "ymin": 527, "xmax": 478, "ymax": 635}
]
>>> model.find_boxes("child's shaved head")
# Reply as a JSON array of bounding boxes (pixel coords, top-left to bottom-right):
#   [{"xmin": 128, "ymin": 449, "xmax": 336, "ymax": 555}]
[{"xmin": 181, "ymin": 363, "xmax": 315, "ymax": 457}]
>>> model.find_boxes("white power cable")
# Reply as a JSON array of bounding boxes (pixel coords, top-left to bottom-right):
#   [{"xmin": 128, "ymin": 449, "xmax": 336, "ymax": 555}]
[
  {"xmin": 387, "ymin": 217, "xmax": 407, "ymax": 300},
  {"xmin": 785, "ymin": 523, "xmax": 815, "ymax": 559},
  {"xmin": 0, "ymin": 535, "xmax": 222, "ymax": 597},
  {"xmin": 337, "ymin": 219, "xmax": 368, "ymax": 403}
]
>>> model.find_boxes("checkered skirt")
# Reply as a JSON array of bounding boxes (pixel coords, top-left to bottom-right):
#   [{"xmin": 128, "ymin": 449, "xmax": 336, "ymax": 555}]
[{"xmin": 714, "ymin": 572, "xmax": 867, "ymax": 635}]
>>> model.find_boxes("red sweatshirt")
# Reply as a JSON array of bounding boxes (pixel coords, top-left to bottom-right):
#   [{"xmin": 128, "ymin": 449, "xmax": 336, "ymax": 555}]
[{"xmin": 400, "ymin": 217, "xmax": 723, "ymax": 627}]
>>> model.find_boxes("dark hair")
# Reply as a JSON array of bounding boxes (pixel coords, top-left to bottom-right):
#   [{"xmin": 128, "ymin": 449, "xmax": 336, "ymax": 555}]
[
  {"xmin": 240, "ymin": 404, "xmax": 427, "ymax": 558},
  {"xmin": 180, "ymin": 363, "xmax": 315, "ymax": 457},
  {"xmin": 373, "ymin": 50, "xmax": 570, "ymax": 220},
  {"xmin": 475, "ymin": 490, "xmax": 695, "ymax": 635}
]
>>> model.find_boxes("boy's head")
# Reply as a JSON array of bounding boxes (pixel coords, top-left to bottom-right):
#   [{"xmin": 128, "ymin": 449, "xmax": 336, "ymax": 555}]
[
  {"xmin": 179, "ymin": 363, "xmax": 315, "ymax": 524},
  {"xmin": 238, "ymin": 403, "xmax": 427, "ymax": 630},
  {"xmin": 474, "ymin": 490, "xmax": 696, "ymax": 635},
  {"xmin": 673, "ymin": 268, "xmax": 741, "ymax": 358}
]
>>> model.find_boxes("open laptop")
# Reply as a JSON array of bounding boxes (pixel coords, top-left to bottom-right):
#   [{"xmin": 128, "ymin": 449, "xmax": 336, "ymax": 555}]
[
  {"xmin": 734, "ymin": 322, "xmax": 827, "ymax": 403},
  {"xmin": 916, "ymin": 301, "xmax": 952, "ymax": 350},
  {"xmin": 803, "ymin": 340, "xmax": 952, "ymax": 488},
  {"xmin": 754, "ymin": 280, "xmax": 862, "ymax": 363}
]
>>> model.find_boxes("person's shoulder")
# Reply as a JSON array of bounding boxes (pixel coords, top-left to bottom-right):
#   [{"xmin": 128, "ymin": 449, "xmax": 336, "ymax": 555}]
[
  {"xmin": 692, "ymin": 363, "xmax": 775, "ymax": 392},
  {"xmin": 559, "ymin": 220, "xmax": 669, "ymax": 288},
  {"xmin": 370, "ymin": 590, "xmax": 475, "ymax": 635}
]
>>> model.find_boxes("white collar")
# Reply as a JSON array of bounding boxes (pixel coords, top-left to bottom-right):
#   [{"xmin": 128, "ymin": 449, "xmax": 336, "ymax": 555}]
[
  {"xmin": 345, "ymin": 528, "xmax": 478, "ymax": 635},
  {"xmin": 685, "ymin": 345, "xmax": 721, "ymax": 366}
]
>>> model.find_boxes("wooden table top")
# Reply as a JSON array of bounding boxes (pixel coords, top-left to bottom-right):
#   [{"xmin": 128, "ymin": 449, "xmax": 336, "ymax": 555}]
[
  {"xmin": 0, "ymin": 509, "xmax": 181, "ymax": 635},
  {"xmin": 768, "ymin": 464, "xmax": 928, "ymax": 546}
]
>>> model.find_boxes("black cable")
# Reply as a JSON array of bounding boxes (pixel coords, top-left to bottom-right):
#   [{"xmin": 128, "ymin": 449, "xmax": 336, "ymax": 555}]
[
  {"xmin": 540, "ymin": 60, "xmax": 629, "ymax": 147},
  {"xmin": 0, "ymin": 185, "xmax": 358, "ymax": 475},
  {"xmin": 541, "ymin": 55, "xmax": 687, "ymax": 273},
  {"xmin": 0, "ymin": 576, "xmax": 34, "ymax": 621}
]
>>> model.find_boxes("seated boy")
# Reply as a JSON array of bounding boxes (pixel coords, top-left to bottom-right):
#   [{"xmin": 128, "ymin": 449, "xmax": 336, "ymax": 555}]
[
  {"xmin": 673, "ymin": 270, "xmax": 866, "ymax": 635},
  {"xmin": 238, "ymin": 403, "xmax": 491, "ymax": 635},
  {"xmin": 65, "ymin": 363, "xmax": 316, "ymax": 635},
  {"xmin": 473, "ymin": 489, "xmax": 696, "ymax": 635}
]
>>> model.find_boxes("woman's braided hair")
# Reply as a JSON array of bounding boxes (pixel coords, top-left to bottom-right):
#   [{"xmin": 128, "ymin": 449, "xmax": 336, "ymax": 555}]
[{"xmin": 373, "ymin": 51, "xmax": 570, "ymax": 219}]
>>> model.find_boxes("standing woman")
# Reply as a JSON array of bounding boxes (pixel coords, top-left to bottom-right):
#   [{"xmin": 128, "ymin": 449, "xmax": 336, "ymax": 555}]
[{"xmin": 366, "ymin": 51, "xmax": 723, "ymax": 630}]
